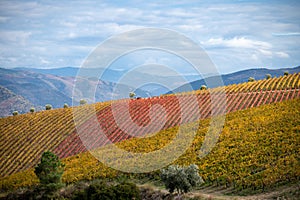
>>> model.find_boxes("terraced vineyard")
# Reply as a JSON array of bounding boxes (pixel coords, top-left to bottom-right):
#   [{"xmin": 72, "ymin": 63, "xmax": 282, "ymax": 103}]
[
  {"xmin": 0, "ymin": 73, "xmax": 299, "ymax": 183},
  {"xmin": 1, "ymin": 98, "xmax": 299, "ymax": 192}
]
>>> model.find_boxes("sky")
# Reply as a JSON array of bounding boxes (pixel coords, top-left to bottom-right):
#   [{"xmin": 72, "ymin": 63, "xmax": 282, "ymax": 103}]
[{"xmin": 0, "ymin": 0, "xmax": 299, "ymax": 74}]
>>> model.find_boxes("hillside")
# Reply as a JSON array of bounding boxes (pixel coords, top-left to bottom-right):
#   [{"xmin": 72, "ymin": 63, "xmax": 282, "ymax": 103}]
[
  {"xmin": 0, "ymin": 86, "xmax": 39, "ymax": 117},
  {"xmin": 1, "ymin": 96, "xmax": 299, "ymax": 195},
  {"xmin": 14, "ymin": 67, "xmax": 201, "ymax": 94},
  {"xmin": 14, "ymin": 66, "xmax": 300, "ymax": 96},
  {"xmin": 0, "ymin": 73, "xmax": 299, "ymax": 194},
  {"xmin": 0, "ymin": 68, "xmax": 148, "ymax": 116},
  {"xmin": 168, "ymin": 66, "xmax": 300, "ymax": 94}
]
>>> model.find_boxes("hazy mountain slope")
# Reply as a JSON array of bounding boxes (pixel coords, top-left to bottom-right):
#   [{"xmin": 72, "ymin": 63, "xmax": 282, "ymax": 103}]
[
  {"xmin": 0, "ymin": 68, "xmax": 73, "ymax": 109},
  {"xmin": 0, "ymin": 68, "xmax": 149, "ymax": 116},
  {"xmin": 0, "ymin": 86, "xmax": 39, "ymax": 117},
  {"xmin": 14, "ymin": 67, "xmax": 202, "ymax": 95},
  {"xmin": 167, "ymin": 66, "xmax": 300, "ymax": 94}
]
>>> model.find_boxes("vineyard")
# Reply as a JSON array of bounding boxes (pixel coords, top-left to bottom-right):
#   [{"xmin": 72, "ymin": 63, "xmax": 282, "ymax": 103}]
[
  {"xmin": 1, "ymin": 98, "xmax": 299, "ymax": 192},
  {"xmin": 0, "ymin": 73, "xmax": 299, "ymax": 191}
]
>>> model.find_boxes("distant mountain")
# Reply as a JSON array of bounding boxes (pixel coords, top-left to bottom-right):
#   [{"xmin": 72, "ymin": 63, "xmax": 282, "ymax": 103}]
[
  {"xmin": 167, "ymin": 66, "xmax": 300, "ymax": 94},
  {"xmin": 0, "ymin": 86, "xmax": 41, "ymax": 117},
  {"xmin": 14, "ymin": 67, "xmax": 202, "ymax": 95},
  {"xmin": 14, "ymin": 67, "xmax": 125, "ymax": 82},
  {"xmin": 0, "ymin": 68, "xmax": 149, "ymax": 116}
]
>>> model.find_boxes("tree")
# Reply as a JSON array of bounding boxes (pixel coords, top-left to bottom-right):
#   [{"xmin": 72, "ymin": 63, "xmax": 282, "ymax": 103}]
[
  {"xmin": 129, "ymin": 92, "xmax": 136, "ymax": 99},
  {"xmin": 12, "ymin": 111, "xmax": 19, "ymax": 116},
  {"xmin": 30, "ymin": 107, "xmax": 35, "ymax": 113},
  {"xmin": 34, "ymin": 151, "xmax": 65, "ymax": 191},
  {"xmin": 45, "ymin": 104, "xmax": 52, "ymax": 110},
  {"xmin": 200, "ymin": 85, "xmax": 207, "ymax": 90},
  {"xmin": 80, "ymin": 99, "xmax": 87, "ymax": 105},
  {"xmin": 161, "ymin": 164, "xmax": 203, "ymax": 194},
  {"xmin": 63, "ymin": 103, "xmax": 69, "ymax": 108},
  {"xmin": 265, "ymin": 74, "xmax": 272, "ymax": 79},
  {"xmin": 284, "ymin": 71, "xmax": 289, "ymax": 76},
  {"xmin": 248, "ymin": 77, "xmax": 255, "ymax": 82}
]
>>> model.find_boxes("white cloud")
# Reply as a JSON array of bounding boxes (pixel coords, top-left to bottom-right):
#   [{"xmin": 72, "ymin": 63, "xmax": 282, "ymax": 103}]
[
  {"xmin": 275, "ymin": 52, "xmax": 289, "ymax": 58},
  {"xmin": 0, "ymin": 16, "xmax": 9, "ymax": 23},
  {"xmin": 272, "ymin": 32, "xmax": 300, "ymax": 37},
  {"xmin": 0, "ymin": 0, "xmax": 299, "ymax": 72},
  {"xmin": 39, "ymin": 57, "xmax": 50, "ymax": 65},
  {"xmin": 0, "ymin": 31, "xmax": 32, "ymax": 46},
  {"xmin": 204, "ymin": 37, "xmax": 272, "ymax": 50}
]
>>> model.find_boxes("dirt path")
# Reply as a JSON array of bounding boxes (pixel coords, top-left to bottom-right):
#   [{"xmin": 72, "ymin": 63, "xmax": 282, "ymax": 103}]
[
  {"xmin": 188, "ymin": 184, "xmax": 299, "ymax": 200},
  {"xmin": 139, "ymin": 183, "xmax": 300, "ymax": 200}
]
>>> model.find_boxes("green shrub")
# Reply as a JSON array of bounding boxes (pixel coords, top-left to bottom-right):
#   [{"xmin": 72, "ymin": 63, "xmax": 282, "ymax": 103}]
[
  {"xmin": 161, "ymin": 164, "xmax": 203, "ymax": 194},
  {"xmin": 45, "ymin": 104, "xmax": 52, "ymax": 110},
  {"xmin": 129, "ymin": 92, "xmax": 136, "ymax": 99},
  {"xmin": 12, "ymin": 111, "xmax": 19, "ymax": 116},
  {"xmin": 284, "ymin": 71, "xmax": 289, "ymax": 76},
  {"xmin": 114, "ymin": 182, "xmax": 141, "ymax": 200},
  {"xmin": 265, "ymin": 74, "xmax": 272, "ymax": 79},
  {"xmin": 86, "ymin": 181, "xmax": 115, "ymax": 200},
  {"xmin": 79, "ymin": 99, "xmax": 87, "ymax": 105},
  {"xmin": 72, "ymin": 181, "xmax": 140, "ymax": 200},
  {"xmin": 30, "ymin": 107, "xmax": 35, "ymax": 113},
  {"xmin": 248, "ymin": 77, "xmax": 255, "ymax": 82},
  {"xmin": 63, "ymin": 103, "xmax": 69, "ymax": 108},
  {"xmin": 200, "ymin": 85, "xmax": 207, "ymax": 90}
]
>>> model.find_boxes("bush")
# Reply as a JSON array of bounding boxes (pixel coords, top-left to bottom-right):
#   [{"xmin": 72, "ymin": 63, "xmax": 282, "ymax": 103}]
[
  {"xmin": 161, "ymin": 164, "xmax": 203, "ymax": 194},
  {"xmin": 86, "ymin": 181, "xmax": 115, "ymax": 200},
  {"xmin": 72, "ymin": 181, "xmax": 141, "ymax": 200},
  {"xmin": 30, "ymin": 107, "xmax": 35, "ymax": 113},
  {"xmin": 265, "ymin": 74, "xmax": 272, "ymax": 79},
  {"xmin": 129, "ymin": 92, "xmax": 136, "ymax": 99},
  {"xmin": 284, "ymin": 71, "xmax": 289, "ymax": 76},
  {"xmin": 63, "ymin": 103, "xmax": 69, "ymax": 108},
  {"xmin": 79, "ymin": 99, "xmax": 87, "ymax": 105},
  {"xmin": 45, "ymin": 104, "xmax": 52, "ymax": 110},
  {"xmin": 12, "ymin": 111, "xmax": 19, "ymax": 116},
  {"xmin": 200, "ymin": 85, "xmax": 207, "ymax": 90},
  {"xmin": 114, "ymin": 182, "xmax": 141, "ymax": 200},
  {"xmin": 248, "ymin": 77, "xmax": 255, "ymax": 82}
]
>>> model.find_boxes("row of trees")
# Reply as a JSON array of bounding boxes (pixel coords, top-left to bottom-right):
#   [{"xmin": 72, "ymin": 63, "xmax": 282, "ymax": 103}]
[
  {"xmin": 12, "ymin": 99, "xmax": 88, "ymax": 116},
  {"xmin": 31, "ymin": 151, "xmax": 203, "ymax": 199},
  {"xmin": 248, "ymin": 71, "xmax": 289, "ymax": 82}
]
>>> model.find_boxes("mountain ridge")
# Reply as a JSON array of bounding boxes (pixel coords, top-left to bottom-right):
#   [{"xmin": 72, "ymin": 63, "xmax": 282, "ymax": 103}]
[{"xmin": 167, "ymin": 66, "xmax": 300, "ymax": 94}]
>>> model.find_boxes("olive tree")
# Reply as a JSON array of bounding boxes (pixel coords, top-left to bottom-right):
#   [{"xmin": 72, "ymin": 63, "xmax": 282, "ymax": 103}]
[
  {"xmin": 284, "ymin": 71, "xmax": 289, "ymax": 76},
  {"xmin": 265, "ymin": 74, "xmax": 272, "ymax": 79},
  {"xmin": 30, "ymin": 107, "xmax": 35, "ymax": 113},
  {"xmin": 161, "ymin": 164, "xmax": 203, "ymax": 194},
  {"xmin": 200, "ymin": 85, "xmax": 207, "ymax": 90},
  {"xmin": 248, "ymin": 77, "xmax": 255, "ymax": 82},
  {"xmin": 80, "ymin": 99, "xmax": 87, "ymax": 105},
  {"xmin": 45, "ymin": 104, "xmax": 52, "ymax": 110},
  {"xmin": 129, "ymin": 92, "xmax": 136, "ymax": 99}
]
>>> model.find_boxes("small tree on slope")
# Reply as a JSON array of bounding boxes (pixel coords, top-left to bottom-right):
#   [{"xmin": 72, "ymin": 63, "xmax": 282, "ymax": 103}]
[
  {"xmin": 161, "ymin": 164, "xmax": 203, "ymax": 194},
  {"xmin": 34, "ymin": 151, "xmax": 65, "ymax": 192}
]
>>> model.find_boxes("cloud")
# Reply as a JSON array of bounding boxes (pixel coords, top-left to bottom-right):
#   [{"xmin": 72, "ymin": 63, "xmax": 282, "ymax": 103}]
[
  {"xmin": 0, "ymin": 31, "xmax": 32, "ymax": 46},
  {"xmin": 0, "ymin": 0, "xmax": 299, "ymax": 72},
  {"xmin": 275, "ymin": 52, "xmax": 289, "ymax": 58},
  {"xmin": 0, "ymin": 16, "xmax": 9, "ymax": 23},
  {"xmin": 272, "ymin": 32, "xmax": 300, "ymax": 37},
  {"xmin": 204, "ymin": 37, "xmax": 272, "ymax": 50}
]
